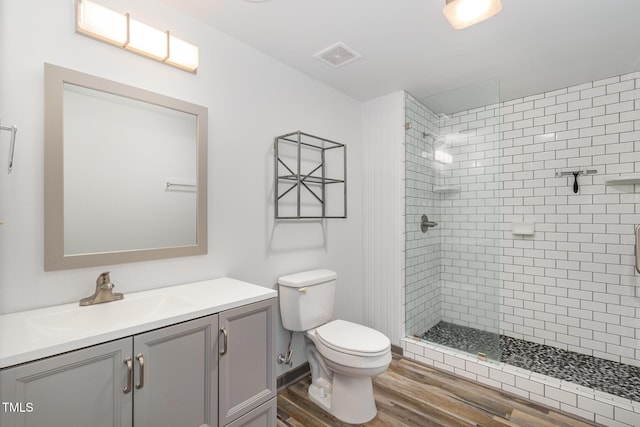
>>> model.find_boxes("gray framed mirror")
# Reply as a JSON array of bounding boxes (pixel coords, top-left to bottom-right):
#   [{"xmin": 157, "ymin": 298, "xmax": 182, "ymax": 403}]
[{"xmin": 44, "ymin": 63, "xmax": 207, "ymax": 271}]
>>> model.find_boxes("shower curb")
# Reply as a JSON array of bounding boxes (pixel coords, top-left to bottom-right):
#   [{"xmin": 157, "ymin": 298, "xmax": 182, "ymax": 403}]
[{"xmin": 401, "ymin": 337, "xmax": 640, "ymax": 427}]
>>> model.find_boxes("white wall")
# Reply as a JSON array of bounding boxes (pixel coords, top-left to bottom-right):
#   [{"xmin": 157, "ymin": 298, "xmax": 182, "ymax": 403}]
[
  {"xmin": 362, "ymin": 92, "xmax": 405, "ymax": 345},
  {"xmin": 0, "ymin": 0, "xmax": 364, "ymax": 375}
]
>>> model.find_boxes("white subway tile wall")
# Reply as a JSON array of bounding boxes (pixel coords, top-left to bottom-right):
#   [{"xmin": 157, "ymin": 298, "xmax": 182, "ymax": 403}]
[{"xmin": 496, "ymin": 72, "xmax": 639, "ymax": 366}]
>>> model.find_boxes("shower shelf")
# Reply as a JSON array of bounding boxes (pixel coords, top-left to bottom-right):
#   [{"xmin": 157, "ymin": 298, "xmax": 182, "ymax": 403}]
[
  {"xmin": 433, "ymin": 185, "xmax": 460, "ymax": 194},
  {"xmin": 274, "ymin": 131, "xmax": 347, "ymax": 219},
  {"xmin": 604, "ymin": 173, "xmax": 640, "ymax": 185}
]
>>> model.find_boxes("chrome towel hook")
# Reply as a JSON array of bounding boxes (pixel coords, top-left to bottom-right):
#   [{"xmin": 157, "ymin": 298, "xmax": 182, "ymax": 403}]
[{"xmin": 0, "ymin": 118, "xmax": 17, "ymax": 173}]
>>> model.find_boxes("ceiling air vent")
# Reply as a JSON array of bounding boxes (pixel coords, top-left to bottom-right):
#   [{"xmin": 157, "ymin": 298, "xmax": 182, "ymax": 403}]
[{"xmin": 314, "ymin": 42, "xmax": 362, "ymax": 68}]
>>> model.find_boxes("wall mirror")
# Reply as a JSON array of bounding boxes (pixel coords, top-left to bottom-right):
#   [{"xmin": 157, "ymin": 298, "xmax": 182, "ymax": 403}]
[{"xmin": 44, "ymin": 63, "xmax": 207, "ymax": 271}]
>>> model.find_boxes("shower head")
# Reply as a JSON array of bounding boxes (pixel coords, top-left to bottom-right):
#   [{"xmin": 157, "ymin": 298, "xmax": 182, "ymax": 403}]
[{"xmin": 423, "ymin": 132, "xmax": 445, "ymax": 144}]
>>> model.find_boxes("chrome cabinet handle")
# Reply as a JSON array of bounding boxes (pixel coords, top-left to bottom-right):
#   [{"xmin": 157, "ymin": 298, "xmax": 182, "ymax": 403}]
[
  {"xmin": 635, "ymin": 225, "xmax": 640, "ymax": 274},
  {"xmin": 135, "ymin": 353, "xmax": 145, "ymax": 389},
  {"xmin": 123, "ymin": 356, "xmax": 133, "ymax": 394},
  {"xmin": 220, "ymin": 328, "xmax": 228, "ymax": 356}
]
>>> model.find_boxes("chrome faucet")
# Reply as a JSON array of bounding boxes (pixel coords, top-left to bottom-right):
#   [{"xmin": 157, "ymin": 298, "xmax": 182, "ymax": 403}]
[{"xmin": 79, "ymin": 271, "xmax": 124, "ymax": 306}]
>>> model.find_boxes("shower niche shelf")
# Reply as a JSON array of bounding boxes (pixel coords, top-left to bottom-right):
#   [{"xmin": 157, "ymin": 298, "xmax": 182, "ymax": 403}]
[
  {"xmin": 604, "ymin": 173, "xmax": 640, "ymax": 185},
  {"xmin": 433, "ymin": 185, "xmax": 459, "ymax": 194},
  {"xmin": 274, "ymin": 131, "xmax": 346, "ymax": 219}
]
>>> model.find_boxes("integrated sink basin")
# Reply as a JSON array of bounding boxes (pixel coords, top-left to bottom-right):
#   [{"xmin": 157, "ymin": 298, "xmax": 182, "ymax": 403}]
[
  {"xmin": 0, "ymin": 277, "xmax": 278, "ymax": 369},
  {"xmin": 27, "ymin": 294, "xmax": 193, "ymax": 335}
]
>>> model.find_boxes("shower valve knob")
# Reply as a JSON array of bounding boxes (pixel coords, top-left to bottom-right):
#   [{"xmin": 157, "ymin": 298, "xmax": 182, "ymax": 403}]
[{"xmin": 420, "ymin": 215, "xmax": 438, "ymax": 233}]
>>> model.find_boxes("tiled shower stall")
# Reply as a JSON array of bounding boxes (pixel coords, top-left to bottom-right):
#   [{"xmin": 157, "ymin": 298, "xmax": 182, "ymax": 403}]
[{"xmin": 402, "ymin": 71, "xmax": 640, "ymax": 426}]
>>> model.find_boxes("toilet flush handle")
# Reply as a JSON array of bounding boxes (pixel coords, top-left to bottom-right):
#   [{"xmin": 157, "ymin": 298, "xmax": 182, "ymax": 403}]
[{"xmin": 298, "ymin": 287, "xmax": 308, "ymax": 293}]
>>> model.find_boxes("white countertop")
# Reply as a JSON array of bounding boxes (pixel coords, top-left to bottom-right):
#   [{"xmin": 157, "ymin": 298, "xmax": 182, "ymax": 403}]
[{"xmin": 0, "ymin": 277, "xmax": 277, "ymax": 369}]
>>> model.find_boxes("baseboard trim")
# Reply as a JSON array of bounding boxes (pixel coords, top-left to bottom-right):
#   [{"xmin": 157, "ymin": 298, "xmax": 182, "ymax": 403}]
[
  {"xmin": 391, "ymin": 343, "xmax": 403, "ymax": 356},
  {"xmin": 277, "ymin": 362, "xmax": 310, "ymax": 391}
]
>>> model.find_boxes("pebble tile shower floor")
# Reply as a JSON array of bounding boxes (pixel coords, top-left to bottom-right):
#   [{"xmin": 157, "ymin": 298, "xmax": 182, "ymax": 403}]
[{"xmin": 421, "ymin": 321, "xmax": 640, "ymax": 402}]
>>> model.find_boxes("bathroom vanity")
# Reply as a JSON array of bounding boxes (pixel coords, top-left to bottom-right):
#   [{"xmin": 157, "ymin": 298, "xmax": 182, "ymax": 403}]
[{"xmin": 0, "ymin": 278, "xmax": 277, "ymax": 427}]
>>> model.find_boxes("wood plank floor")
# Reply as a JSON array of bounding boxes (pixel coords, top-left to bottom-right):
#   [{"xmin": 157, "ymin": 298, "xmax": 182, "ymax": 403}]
[{"xmin": 277, "ymin": 355, "xmax": 599, "ymax": 427}]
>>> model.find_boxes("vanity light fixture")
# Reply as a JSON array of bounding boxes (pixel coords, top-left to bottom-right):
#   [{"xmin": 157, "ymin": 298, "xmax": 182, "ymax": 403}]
[
  {"xmin": 443, "ymin": 0, "xmax": 502, "ymax": 30},
  {"xmin": 75, "ymin": 0, "xmax": 199, "ymax": 73}
]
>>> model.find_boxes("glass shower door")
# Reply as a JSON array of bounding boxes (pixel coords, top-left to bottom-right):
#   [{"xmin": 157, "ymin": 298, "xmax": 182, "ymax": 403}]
[{"xmin": 405, "ymin": 78, "xmax": 502, "ymax": 361}]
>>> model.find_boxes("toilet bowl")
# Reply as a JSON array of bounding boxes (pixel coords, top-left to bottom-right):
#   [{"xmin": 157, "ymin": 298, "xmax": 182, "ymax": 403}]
[
  {"xmin": 278, "ymin": 270, "xmax": 391, "ymax": 424},
  {"xmin": 304, "ymin": 320, "xmax": 391, "ymax": 423}
]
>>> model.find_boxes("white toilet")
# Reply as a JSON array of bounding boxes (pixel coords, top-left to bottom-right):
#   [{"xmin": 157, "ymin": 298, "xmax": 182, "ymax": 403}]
[{"xmin": 278, "ymin": 269, "xmax": 391, "ymax": 424}]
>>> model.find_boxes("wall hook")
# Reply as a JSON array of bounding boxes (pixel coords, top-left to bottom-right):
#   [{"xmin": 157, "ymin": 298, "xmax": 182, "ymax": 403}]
[{"xmin": 0, "ymin": 118, "xmax": 17, "ymax": 173}]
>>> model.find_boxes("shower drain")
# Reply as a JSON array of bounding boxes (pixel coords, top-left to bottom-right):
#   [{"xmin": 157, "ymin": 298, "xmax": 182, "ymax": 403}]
[{"xmin": 508, "ymin": 354, "xmax": 528, "ymax": 364}]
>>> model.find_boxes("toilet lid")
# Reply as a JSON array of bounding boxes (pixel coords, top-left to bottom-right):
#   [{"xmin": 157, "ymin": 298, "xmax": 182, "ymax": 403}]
[{"xmin": 316, "ymin": 320, "xmax": 390, "ymax": 355}]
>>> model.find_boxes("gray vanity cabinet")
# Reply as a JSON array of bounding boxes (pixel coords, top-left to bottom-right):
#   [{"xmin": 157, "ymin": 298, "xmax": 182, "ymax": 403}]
[
  {"xmin": 0, "ymin": 315, "xmax": 218, "ymax": 427},
  {"xmin": 218, "ymin": 298, "xmax": 276, "ymax": 426},
  {"xmin": 0, "ymin": 338, "xmax": 133, "ymax": 427},
  {"xmin": 0, "ymin": 298, "xmax": 276, "ymax": 427}
]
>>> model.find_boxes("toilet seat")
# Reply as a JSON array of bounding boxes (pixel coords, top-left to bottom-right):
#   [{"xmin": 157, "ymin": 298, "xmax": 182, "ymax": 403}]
[{"xmin": 315, "ymin": 319, "xmax": 390, "ymax": 357}]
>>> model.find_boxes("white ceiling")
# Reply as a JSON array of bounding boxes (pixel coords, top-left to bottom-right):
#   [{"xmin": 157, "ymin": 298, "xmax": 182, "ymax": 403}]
[{"xmin": 161, "ymin": 0, "xmax": 640, "ymax": 113}]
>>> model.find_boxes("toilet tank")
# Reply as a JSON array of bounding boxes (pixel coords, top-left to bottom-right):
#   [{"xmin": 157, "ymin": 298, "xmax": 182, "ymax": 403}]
[{"xmin": 278, "ymin": 269, "xmax": 337, "ymax": 331}]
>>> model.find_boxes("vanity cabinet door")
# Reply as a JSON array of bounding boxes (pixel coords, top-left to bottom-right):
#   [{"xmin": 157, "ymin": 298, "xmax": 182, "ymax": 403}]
[
  {"xmin": 0, "ymin": 338, "xmax": 132, "ymax": 427},
  {"xmin": 218, "ymin": 298, "xmax": 276, "ymax": 426},
  {"xmin": 132, "ymin": 314, "xmax": 218, "ymax": 427}
]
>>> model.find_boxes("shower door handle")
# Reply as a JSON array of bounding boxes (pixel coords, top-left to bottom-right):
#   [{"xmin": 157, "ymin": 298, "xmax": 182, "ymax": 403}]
[{"xmin": 635, "ymin": 225, "xmax": 640, "ymax": 274}]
